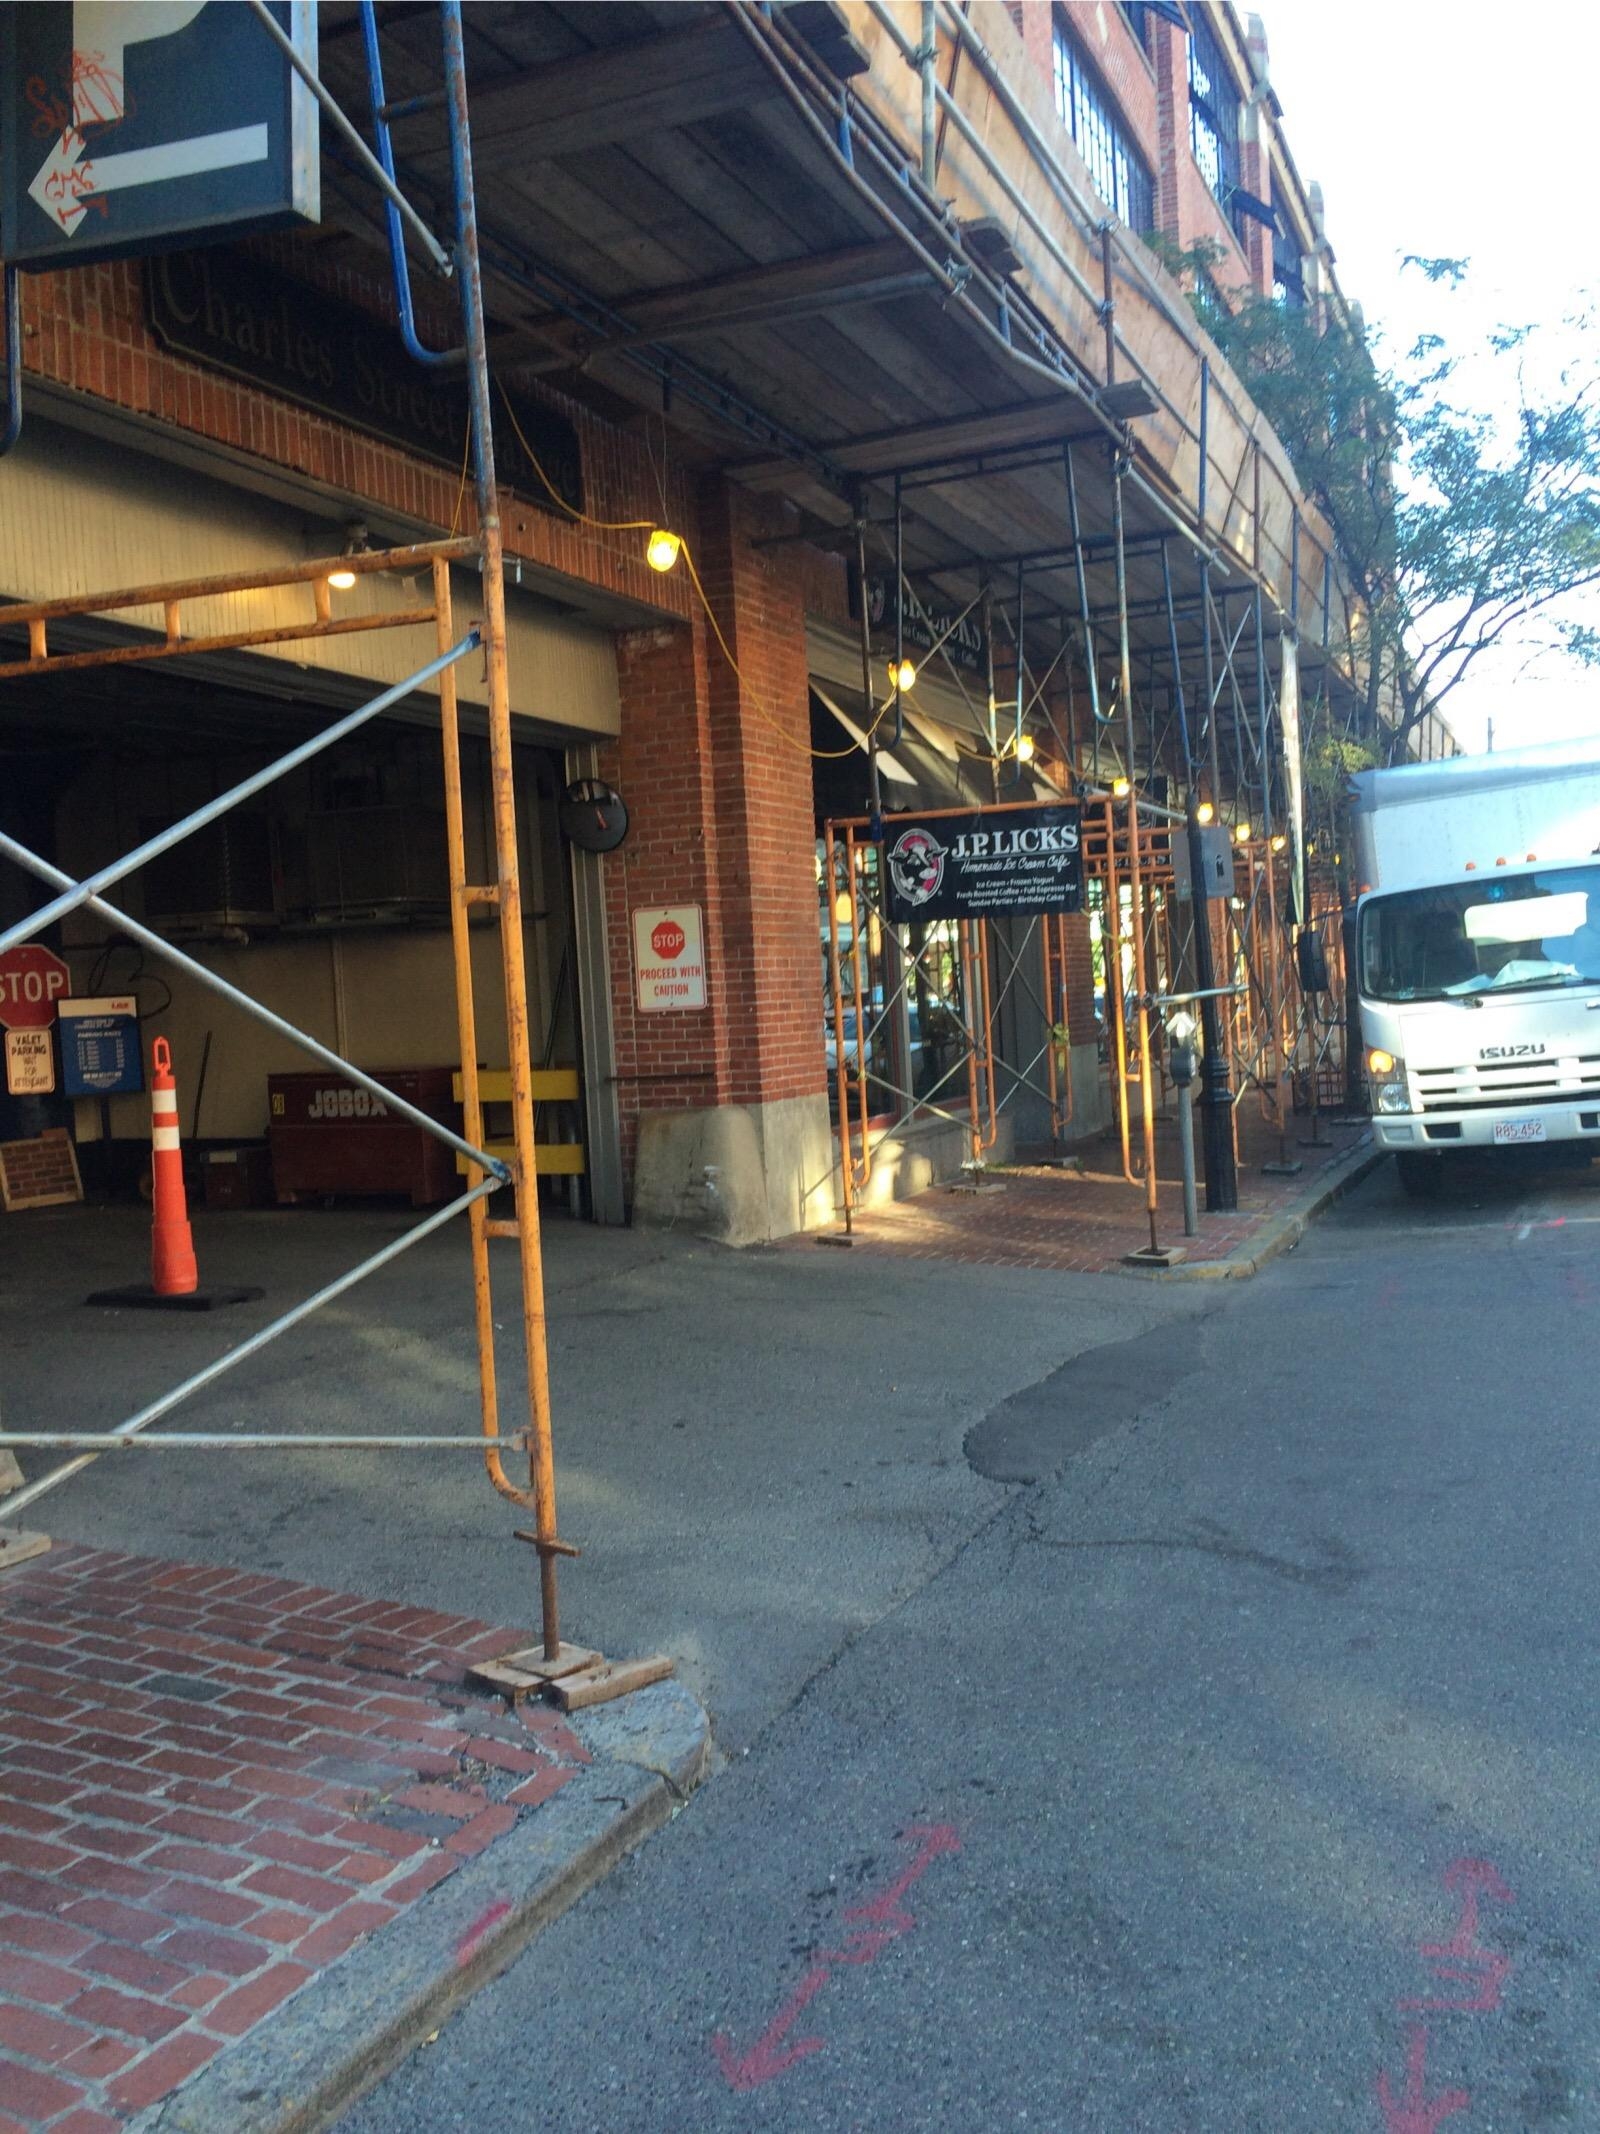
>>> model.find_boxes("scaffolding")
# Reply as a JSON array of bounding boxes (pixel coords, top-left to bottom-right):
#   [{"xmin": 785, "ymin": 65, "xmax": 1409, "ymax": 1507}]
[{"xmin": 0, "ymin": 0, "xmax": 602, "ymax": 1686}]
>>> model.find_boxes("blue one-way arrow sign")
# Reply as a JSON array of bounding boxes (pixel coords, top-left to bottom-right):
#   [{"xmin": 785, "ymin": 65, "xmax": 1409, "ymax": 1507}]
[{"xmin": 2, "ymin": 1, "xmax": 319, "ymax": 268}]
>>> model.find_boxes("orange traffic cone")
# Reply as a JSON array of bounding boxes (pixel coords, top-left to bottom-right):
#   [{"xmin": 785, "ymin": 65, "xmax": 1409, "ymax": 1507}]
[{"xmin": 149, "ymin": 1036, "xmax": 198, "ymax": 1297}]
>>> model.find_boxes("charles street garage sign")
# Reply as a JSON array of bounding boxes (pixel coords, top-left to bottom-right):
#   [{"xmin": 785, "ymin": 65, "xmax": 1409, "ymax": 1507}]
[
  {"xmin": 882, "ymin": 805, "xmax": 1083, "ymax": 923},
  {"xmin": 147, "ymin": 248, "xmax": 585, "ymax": 515},
  {"xmin": 3, "ymin": 2, "xmax": 319, "ymax": 268}
]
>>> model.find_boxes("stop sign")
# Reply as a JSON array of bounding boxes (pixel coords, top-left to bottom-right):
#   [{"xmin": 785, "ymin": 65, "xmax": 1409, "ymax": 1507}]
[
  {"xmin": 651, "ymin": 920, "xmax": 686, "ymax": 959},
  {"xmin": 0, "ymin": 945, "xmax": 70, "ymax": 1030}
]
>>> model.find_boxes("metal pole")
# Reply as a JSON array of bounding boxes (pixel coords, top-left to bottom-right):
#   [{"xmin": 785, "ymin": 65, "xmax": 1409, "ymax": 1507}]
[
  {"xmin": 1099, "ymin": 223, "xmax": 1117, "ymax": 386},
  {"xmin": 1062, "ymin": 445, "xmax": 1103, "ymax": 781},
  {"xmin": 1177, "ymin": 1075, "xmax": 1199, "ymax": 1237},
  {"xmin": 433, "ymin": 557, "xmax": 528, "ymax": 1511},
  {"xmin": 892, "ymin": 471, "xmax": 906, "ymax": 745},
  {"xmin": 824, "ymin": 823, "xmax": 857, "ymax": 1230},
  {"xmin": 443, "ymin": 0, "xmax": 566, "ymax": 1660},
  {"xmin": 983, "ymin": 580, "xmax": 999, "ymax": 799},
  {"xmin": 920, "ymin": 0, "xmax": 938, "ymax": 189},
  {"xmin": 1112, "ymin": 452, "xmax": 1162, "ymax": 1256},
  {"xmin": 855, "ymin": 506, "xmax": 884, "ymax": 817},
  {"xmin": 1195, "ymin": 553, "xmax": 1238, "ymax": 1211}
]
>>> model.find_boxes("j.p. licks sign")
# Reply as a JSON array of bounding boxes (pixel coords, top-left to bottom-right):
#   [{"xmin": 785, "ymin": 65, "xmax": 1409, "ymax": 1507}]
[
  {"xmin": 882, "ymin": 805, "xmax": 1083, "ymax": 922},
  {"xmin": 146, "ymin": 250, "xmax": 583, "ymax": 513}
]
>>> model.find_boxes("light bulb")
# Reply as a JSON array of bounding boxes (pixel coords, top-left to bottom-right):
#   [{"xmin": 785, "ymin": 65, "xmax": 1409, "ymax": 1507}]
[
  {"xmin": 646, "ymin": 528, "xmax": 682, "ymax": 573},
  {"xmin": 1234, "ymin": 821, "xmax": 1251, "ymax": 843},
  {"xmin": 1015, "ymin": 732, "xmax": 1036, "ymax": 763},
  {"xmin": 326, "ymin": 567, "xmax": 357, "ymax": 591},
  {"xmin": 888, "ymin": 658, "xmax": 916, "ymax": 692},
  {"xmin": 1112, "ymin": 776, "xmax": 1131, "ymax": 799},
  {"xmin": 1271, "ymin": 833, "xmax": 1287, "ymax": 852},
  {"xmin": 1196, "ymin": 801, "xmax": 1215, "ymax": 825}
]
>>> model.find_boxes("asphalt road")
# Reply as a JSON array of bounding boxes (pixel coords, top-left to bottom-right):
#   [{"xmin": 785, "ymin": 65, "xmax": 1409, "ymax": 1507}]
[{"xmin": 335, "ymin": 1151, "xmax": 1600, "ymax": 2134}]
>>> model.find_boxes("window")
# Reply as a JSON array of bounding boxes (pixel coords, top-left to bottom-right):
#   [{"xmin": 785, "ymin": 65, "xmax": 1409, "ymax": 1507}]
[
  {"xmin": 1273, "ymin": 231, "xmax": 1306, "ymax": 309},
  {"xmin": 1188, "ymin": 13, "xmax": 1244, "ymax": 238},
  {"xmin": 1360, "ymin": 868, "xmax": 1600, "ymax": 1004},
  {"xmin": 1052, "ymin": 22, "xmax": 1155, "ymax": 231}
]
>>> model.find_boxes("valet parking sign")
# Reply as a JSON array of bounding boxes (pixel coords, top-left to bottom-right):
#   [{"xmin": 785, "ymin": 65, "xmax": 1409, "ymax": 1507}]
[
  {"xmin": 633, "ymin": 905, "xmax": 708, "ymax": 1013},
  {"xmin": 882, "ymin": 803, "xmax": 1083, "ymax": 922}
]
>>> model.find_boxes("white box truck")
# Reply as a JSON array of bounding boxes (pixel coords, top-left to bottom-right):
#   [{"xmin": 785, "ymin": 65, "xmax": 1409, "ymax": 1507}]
[{"xmin": 1349, "ymin": 737, "xmax": 1600, "ymax": 1195}]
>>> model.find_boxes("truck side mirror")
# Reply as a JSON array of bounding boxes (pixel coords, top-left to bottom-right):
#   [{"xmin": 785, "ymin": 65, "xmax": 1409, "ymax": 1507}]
[{"xmin": 1296, "ymin": 930, "xmax": 1330, "ymax": 994}]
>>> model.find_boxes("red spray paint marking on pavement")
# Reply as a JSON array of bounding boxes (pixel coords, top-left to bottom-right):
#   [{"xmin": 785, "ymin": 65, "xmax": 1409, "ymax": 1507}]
[
  {"xmin": 455, "ymin": 1898, "xmax": 513, "ymax": 1967},
  {"xmin": 711, "ymin": 1823, "xmax": 960, "ymax": 2093},
  {"xmin": 1376, "ymin": 2026, "xmax": 1472, "ymax": 2134},
  {"xmin": 1399, "ymin": 1859, "xmax": 1515, "ymax": 2015}
]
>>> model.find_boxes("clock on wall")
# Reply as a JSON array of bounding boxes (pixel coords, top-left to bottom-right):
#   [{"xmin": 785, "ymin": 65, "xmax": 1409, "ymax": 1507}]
[{"xmin": 559, "ymin": 778, "xmax": 630, "ymax": 853}]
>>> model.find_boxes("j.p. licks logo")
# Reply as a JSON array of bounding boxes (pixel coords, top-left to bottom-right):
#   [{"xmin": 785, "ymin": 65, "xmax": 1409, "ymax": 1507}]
[
  {"xmin": 147, "ymin": 251, "xmax": 583, "ymax": 514},
  {"xmin": 882, "ymin": 806, "xmax": 1082, "ymax": 923}
]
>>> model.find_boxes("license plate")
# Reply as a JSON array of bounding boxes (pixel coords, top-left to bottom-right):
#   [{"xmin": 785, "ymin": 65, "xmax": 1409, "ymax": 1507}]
[{"xmin": 1493, "ymin": 1117, "xmax": 1548, "ymax": 1145}]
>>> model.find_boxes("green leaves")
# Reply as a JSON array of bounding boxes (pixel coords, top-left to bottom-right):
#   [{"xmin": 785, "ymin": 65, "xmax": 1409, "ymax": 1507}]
[{"xmin": 1156, "ymin": 244, "xmax": 1600, "ymax": 761}]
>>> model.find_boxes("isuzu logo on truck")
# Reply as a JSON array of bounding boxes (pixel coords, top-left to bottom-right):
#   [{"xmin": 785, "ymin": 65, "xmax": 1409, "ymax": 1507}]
[{"xmin": 1479, "ymin": 1043, "xmax": 1546, "ymax": 1060}]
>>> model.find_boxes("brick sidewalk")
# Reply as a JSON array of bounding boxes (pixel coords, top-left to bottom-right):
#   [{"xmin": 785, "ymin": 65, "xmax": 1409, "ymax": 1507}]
[
  {"xmin": 806, "ymin": 1112, "xmax": 1371, "ymax": 1274},
  {"xmin": 0, "ymin": 1547, "xmax": 591, "ymax": 2133}
]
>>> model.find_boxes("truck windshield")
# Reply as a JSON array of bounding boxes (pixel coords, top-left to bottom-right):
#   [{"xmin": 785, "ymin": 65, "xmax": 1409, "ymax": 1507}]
[{"xmin": 1360, "ymin": 865, "xmax": 1600, "ymax": 1002}]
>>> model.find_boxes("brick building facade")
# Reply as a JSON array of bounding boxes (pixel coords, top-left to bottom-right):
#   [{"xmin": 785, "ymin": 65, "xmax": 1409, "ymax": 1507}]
[{"xmin": 0, "ymin": 2, "xmax": 1355, "ymax": 1244}]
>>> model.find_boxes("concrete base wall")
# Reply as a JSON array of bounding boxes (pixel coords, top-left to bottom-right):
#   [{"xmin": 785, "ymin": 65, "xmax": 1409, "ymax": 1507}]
[
  {"xmin": 1061, "ymin": 1040, "xmax": 1112, "ymax": 1142},
  {"xmin": 632, "ymin": 1092, "xmax": 835, "ymax": 1245},
  {"xmin": 842, "ymin": 1111, "xmax": 1019, "ymax": 1211}
]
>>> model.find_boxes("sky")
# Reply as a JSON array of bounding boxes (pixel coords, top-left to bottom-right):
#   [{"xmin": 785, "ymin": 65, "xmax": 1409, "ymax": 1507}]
[{"xmin": 1258, "ymin": 0, "xmax": 1600, "ymax": 756}]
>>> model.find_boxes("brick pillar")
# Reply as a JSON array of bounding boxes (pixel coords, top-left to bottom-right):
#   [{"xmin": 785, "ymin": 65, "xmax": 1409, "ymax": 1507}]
[
  {"xmin": 599, "ymin": 481, "xmax": 832, "ymax": 1241},
  {"xmin": 1150, "ymin": 20, "xmax": 1187, "ymax": 244}
]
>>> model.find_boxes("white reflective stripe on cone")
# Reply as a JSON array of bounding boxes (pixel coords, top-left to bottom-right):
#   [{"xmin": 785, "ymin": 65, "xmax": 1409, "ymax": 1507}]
[
  {"xmin": 152, "ymin": 1127, "xmax": 181, "ymax": 1151},
  {"xmin": 152, "ymin": 1093, "xmax": 178, "ymax": 1114}
]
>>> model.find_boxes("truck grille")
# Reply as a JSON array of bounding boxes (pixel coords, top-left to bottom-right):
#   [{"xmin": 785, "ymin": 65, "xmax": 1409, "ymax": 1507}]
[{"xmin": 1413, "ymin": 1053, "xmax": 1600, "ymax": 1112}]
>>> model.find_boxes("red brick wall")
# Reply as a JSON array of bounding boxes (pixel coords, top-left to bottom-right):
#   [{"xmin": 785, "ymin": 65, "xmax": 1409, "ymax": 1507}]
[
  {"xmin": 11, "ymin": 246, "xmax": 694, "ymax": 623},
  {"xmin": 599, "ymin": 607, "xmax": 727, "ymax": 1183},
  {"xmin": 1062, "ymin": 914, "xmax": 1096, "ymax": 1041},
  {"xmin": 596, "ymin": 482, "xmax": 826, "ymax": 1187}
]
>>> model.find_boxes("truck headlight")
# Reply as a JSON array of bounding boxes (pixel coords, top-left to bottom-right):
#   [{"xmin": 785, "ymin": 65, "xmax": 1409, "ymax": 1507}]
[{"xmin": 1368, "ymin": 1049, "xmax": 1410, "ymax": 1113}]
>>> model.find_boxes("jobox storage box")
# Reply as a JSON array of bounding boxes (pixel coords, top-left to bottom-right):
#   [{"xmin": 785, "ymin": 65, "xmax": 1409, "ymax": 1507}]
[{"xmin": 267, "ymin": 1069, "xmax": 462, "ymax": 1207}]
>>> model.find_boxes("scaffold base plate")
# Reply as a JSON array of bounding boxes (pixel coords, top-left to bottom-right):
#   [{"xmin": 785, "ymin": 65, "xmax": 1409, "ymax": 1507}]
[
  {"xmin": 947, "ymin": 1181, "xmax": 1006, "ymax": 1196},
  {"xmin": 1122, "ymin": 1245, "xmax": 1188, "ymax": 1269},
  {"xmin": 85, "ymin": 1285, "xmax": 265, "ymax": 1312},
  {"xmin": 0, "ymin": 1528, "xmax": 51, "ymax": 1575},
  {"xmin": 468, "ymin": 1642, "xmax": 600, "ymax": 1697},
  {"xmin": 814, "ymin": 1231, "xmax": 855, "ymax": 1247},
  {"xmin": 550, "ymin": 1653, "xmax": 675, "ymax": 1712}
]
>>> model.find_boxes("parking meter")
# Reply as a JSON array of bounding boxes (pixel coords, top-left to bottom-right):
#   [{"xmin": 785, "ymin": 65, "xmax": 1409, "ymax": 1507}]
[
  {"xmin": 1167, "ymin": 1007, "xmax": 1199, "ymax": 1087},
  {"xmin": 1167, "ymin": 1008, "xmax": 1200, "ymax": 1237}
]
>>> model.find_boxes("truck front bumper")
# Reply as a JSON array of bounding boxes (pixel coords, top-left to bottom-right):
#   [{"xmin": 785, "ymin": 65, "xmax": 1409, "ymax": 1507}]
[{"xmin": 1373, "ymin": 1107, "xmax": 1600, "ymax": 1151}]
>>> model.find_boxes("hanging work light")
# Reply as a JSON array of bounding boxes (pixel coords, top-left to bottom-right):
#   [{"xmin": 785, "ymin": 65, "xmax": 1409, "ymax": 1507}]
[{"xmin": 646, "ymin": 528, "xmax": 682, "ymax": 573}]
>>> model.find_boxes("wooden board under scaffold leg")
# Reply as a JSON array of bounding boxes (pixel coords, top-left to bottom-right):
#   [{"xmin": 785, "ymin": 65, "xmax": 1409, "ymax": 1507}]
[
  {"xmin": 468, "ymin": 1643, "xmax": 675, "ymax": 1709},
  {"xmin": 0, "ymin": 1449, "xmax": 49, "ymax": 1573}
]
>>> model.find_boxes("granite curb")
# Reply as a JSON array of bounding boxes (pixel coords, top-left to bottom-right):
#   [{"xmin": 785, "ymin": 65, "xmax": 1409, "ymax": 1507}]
[
  {"xmin": 135, "ymin": 1682, "xmax": 713, "ymax": 2134},
  {"xmin": 1120, "ymin": 1132, "xmax": 1384, "ymax": 1283}
]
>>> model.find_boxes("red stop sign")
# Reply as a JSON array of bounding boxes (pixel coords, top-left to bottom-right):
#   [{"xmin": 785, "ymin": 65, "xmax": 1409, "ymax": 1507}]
[
  {"xmin": 0, "ymin": 945, "xmax": 70, "ymax": 1030},
  {"xmin": 651, "ymin": 920, "xmax": 686, "ymax": 959}
]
